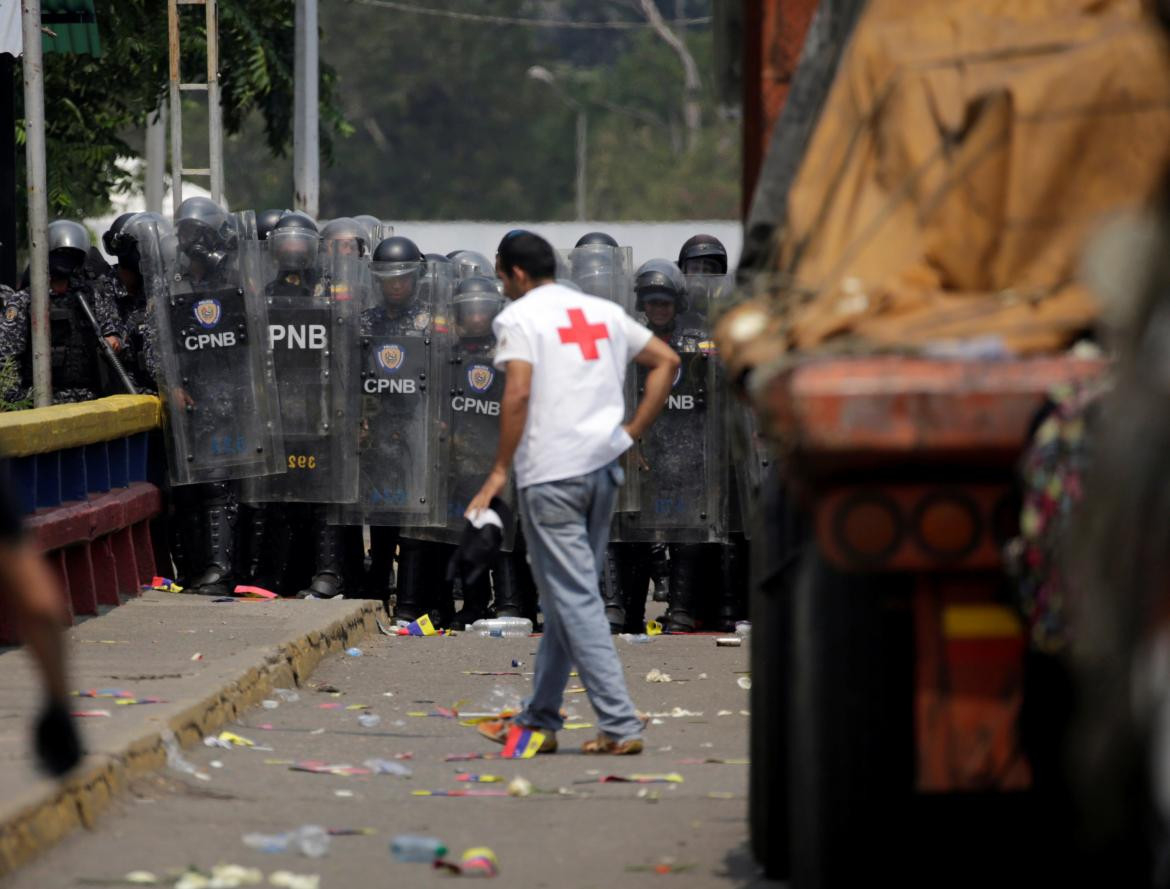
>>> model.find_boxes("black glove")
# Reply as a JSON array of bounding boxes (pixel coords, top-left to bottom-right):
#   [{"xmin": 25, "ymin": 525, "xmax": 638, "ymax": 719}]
[
  {"xmin": 447, "ymin": 497, "xmax": 513, "ymax": 588},
  {"xmin": 34, "ymin": 699, "xmax": 82, "ymax": 777}
]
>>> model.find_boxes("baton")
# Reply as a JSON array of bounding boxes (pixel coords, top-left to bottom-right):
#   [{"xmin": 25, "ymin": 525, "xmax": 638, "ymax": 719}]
[{"xmin": 74, "ymin": 290, "xmax": 138, "ymax": 395}]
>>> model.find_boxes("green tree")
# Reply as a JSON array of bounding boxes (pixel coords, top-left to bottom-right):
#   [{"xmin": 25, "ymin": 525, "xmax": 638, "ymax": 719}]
[{"xmin": 14, "ymin": 0, "xmax": 349, "ymax": 221}]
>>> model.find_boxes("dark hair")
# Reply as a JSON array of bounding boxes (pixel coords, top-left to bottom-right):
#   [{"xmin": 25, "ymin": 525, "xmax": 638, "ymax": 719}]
[{"xmin": 497, "ymin": 231, "xmax": 556, "ymax": 281}]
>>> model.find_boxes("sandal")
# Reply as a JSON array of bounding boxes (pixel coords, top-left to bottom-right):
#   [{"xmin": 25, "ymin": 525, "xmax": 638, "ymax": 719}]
[{"xmin": 582, "ymin": 733, "xmax": 644, "ymax": 755}]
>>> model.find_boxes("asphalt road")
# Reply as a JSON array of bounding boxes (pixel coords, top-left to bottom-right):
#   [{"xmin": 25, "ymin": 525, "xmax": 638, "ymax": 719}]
[{"xmin": 4, "ymin": 623, "xmax": 772, "ymax": 889}]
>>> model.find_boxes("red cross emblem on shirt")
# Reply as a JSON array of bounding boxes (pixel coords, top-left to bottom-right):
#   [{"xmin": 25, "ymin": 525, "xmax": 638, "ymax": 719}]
[{"xmin": 557, "ymin": 308, "xmax": 609, "ymax": 361}]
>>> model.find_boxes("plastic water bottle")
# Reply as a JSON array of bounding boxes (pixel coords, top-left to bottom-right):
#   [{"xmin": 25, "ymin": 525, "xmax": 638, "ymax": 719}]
[
  {"xmin": 471, "ymin": 617, "xmax": 532, "ymax": 638},
  {"xmin": 391, "ymin": 835, "xmax": 447, "ymax": 862},
  {"xmin": 357, "ymin": 712, "xmax": 382, "ymax": 728},
  {"xmin": 242, "ymin": 825, "xmax": 330, "ymax": 858},
  {"xmin": 735, "ymin": 621, "xmax": 751, "ymax": 638}
]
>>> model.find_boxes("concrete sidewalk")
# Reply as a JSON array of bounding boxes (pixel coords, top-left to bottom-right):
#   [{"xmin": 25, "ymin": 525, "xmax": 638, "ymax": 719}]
[{"xmin": 0, "ymin": 592, "xmax": 379, "ymax": 875}]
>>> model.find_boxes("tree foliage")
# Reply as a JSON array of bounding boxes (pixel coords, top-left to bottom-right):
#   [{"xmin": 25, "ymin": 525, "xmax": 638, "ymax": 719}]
[{"xmin": 14, "ymin": 0, "xmax": 348, "ymax": 221}]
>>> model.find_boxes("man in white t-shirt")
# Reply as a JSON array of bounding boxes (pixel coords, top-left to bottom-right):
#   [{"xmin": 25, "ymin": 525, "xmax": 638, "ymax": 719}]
[{"xmin": 467, "ymin": 231, "xmax": 679, "ymax": 755}]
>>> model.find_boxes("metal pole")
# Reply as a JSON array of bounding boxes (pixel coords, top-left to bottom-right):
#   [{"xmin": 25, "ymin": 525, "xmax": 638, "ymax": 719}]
[
  {"xmin": 145, "ymin": 103, "xmax": 166, "ymax": 214},
  {"xmin": 167, "ymin": 0, "xmax": 182, "ymax": 217},
  {"xmin": 575, "ymin": 108, "xmax": 587, "ymax": 222},
  {"xmin": 21, "ymin": 0, "xmax": 50, "ymax": 407},
  {"xmin": 0, "ymin": 53, "xmax": 17, "ymax": 289},
  {"xmin": 293, "ymin": 0, "xmax": 319, "ymax": 217},
  {"xmin": 206, "ymin": 0, "xmax": 224, "ymax": 206}
]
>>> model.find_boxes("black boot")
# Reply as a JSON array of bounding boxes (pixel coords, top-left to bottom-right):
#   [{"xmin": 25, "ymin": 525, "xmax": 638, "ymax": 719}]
[
  {"xmin": 428, "ymin": 543, "xmax": 457, "ymax": 629},
  {"xmin": 363, "ymin": 526, "xmax": 397, "ymax": 601},
  {"xmin": 619, "ymin": 544, "xmax": 652, "ymax": 634},
  {"xmin": 650, "ymin": 543, "xmax": 670, "ymax": 603},
  {"xmin": 492, "ymin": 553, "xmax": 526, "ymax": 618},
  {"xmin": 663, "ymin": 544, "xmax": 702, "ymax": 633},
  {"xmin": 454, "ymin": 570, "xmax": 494, "ymax": 629},
  {"xmin": 600, "ymin": 544, "xmax": 627, "ymax": 634},
  {"xmin": 298, "ymin": 512, "xmax": 346, "ymax": 599},
  {"xmin": 394, "ymin": 538, "xmax": 426, "ymax": 622},
  {"xmin": 711, "ymin": 537, "xmax": 746, "ymax": 632},
  {"xmin": 189, "ymin": 502, "xmax": 239, "ymax": 597}
]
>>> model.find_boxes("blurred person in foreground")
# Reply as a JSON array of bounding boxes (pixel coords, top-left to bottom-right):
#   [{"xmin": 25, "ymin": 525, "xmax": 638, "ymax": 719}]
[
  {"xmin": 0, "ymin": 470, "xmax": 81, "ymax": 776},
  {"xmin": 468, "ymin": 231, "xmax": 678, "ymax": 756}
]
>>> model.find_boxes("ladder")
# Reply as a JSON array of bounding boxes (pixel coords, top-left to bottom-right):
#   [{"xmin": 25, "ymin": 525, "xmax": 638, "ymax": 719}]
[{"xmin": 167, "ymin": 0, "xmax": 225, "ymax": 215}]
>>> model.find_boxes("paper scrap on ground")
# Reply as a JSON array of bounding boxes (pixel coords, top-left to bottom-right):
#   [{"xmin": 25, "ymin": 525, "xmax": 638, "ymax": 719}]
[{"xmin": 645, "ymin": 668, "xmax": 672, "ymax": 683}]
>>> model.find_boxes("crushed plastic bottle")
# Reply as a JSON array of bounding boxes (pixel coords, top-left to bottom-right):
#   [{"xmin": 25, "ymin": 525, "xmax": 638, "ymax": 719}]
[
  {"xmin": 242, "ymin": 825, "xmax": 330, "ymax": 858},
  {"xmin": 357, "ymin": 713, "xmax": 382, "ymax": 728},
  {"xmin": 262, "ymin": 699, "xmax": 280, "ymax": 710},
  {"xmin": 471, "ymin": 617, "xmax": 532, "ymax": 638},
  {"xmin": 345, "ymin": 647, "xmax": 363, "ymax": 657},
  {"xmin": 619, "ymin": 633, "xmax": 653, "ymax": 644},
  {"xmin": 161, "ymin": 729, "xmax": 210, "ymax": 782},
  {"xmin": 390, "ymin": 835, "xmax": 447, "ymax": 863},
  {"xmin": 363, "ymin": 758, "xmax": 413, "ymax": 777},
  {"xmin": 274, "ymin": 688, "xmax": 300, "ymax": 703}
]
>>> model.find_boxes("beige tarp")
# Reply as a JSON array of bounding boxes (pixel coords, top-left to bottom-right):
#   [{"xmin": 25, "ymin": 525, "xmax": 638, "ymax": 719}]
[{"xmin": 726, "ymin": 0, "xmax": 1170, "ymax": 361}]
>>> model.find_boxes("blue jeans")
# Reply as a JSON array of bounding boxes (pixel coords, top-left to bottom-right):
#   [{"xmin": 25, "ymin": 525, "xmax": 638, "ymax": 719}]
[{"xmin": 515, "ymin": 461, "xmax": 643, "ymax": 742}]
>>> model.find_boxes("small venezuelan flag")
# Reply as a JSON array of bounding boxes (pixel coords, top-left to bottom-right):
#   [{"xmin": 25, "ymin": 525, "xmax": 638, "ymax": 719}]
[
  {"xmin": 501, "ymin": 723, "xmax": 546, "ymax": 759},
  {"xmin": 407, "ymin": 614, "xmax": 437, "ymax": 636}
]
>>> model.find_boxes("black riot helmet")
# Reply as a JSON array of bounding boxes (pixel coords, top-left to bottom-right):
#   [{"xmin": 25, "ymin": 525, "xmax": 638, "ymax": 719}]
[
  {"xmin": 678, "ymin": 234, "xmax": 728, "ymax": 276},
  {"xmin": 371, "ymin": 236, "xmax": 424, "ymax": 308},
  {"xmin": 113, "ymin": 212, "xmax": 171, "ymax": 277},
  {"xmin": 570, "ymin": 246, "xmax": 619, "ymax": 299},
  {"xmin": 257, "ymin": 208, "xmax": 285, "ymax": 241},
  {"xmin": 634, "ymin": 258, "xmax": 687, "ymax": 313},
  {"xmin": 102, "ymin": 212, "xmax": 136, "ymax": 256},
  {"xmin": 270, "ymin": 212, "xmax": 319, "ymax": 271},
  {"xmin": 575, "ymin": 231, "xmax": 619, "ymax": 248},
  {"xmin": 321, "ymin": 217, "xmax": 369, "ymax": 259},
  {"xmin": 174, "ymin": 196, "xmax": 232, "ymax": 266},
  {"xmin": 453, "ymin": 275, "xmax": 505, "ymax": 340},
  {"xmin": 449, "ymin": 250, "xmax": 495, "ymax": 281},
  {"xmin": 47, "ymin": 220, "xmax": 91, "ymax": 279}
]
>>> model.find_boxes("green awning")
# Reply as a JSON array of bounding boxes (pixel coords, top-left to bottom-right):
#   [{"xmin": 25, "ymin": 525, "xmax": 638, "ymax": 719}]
[{"xmin": 41, "ymin": 0, "xmax": 100, "ymax": 57}]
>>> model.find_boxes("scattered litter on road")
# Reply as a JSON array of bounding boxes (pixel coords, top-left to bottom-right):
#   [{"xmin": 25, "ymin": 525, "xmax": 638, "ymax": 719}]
[
  {"xmin": 319, "ymin": 702, "xmax": 341, "ymax": 710},
  {"xmin": 620, "ymin": 633, "xmax": 654, "ymax": 644},
  {"xmin": 345, "ymin": 647, "xmax": 363, "ymax": 657},
  {"xmin": 242, "ymin": 825, "xmax": 330, "ymax": 858},
  {"xmin": 511, "ymin": 659, "xmax": 523, "ymax": 668},
  {"xmin": 333, "ymin": 790, "xmax": 354, "ymax": 798},
  {"xmin": 71, "ymin": 709, "xmax": 111, "ymax": 718},
  {"xmin": 462, "ymin": 671, "xmax": 523, "ymax": 677},
  {"xmin": 562, "ymin": 722, "xmax": 594, "ymax": 730},
  {"xmin": 327, "ymin": 828, "xmax": 376, "ymax": 836},
  {"xmin": 190, "ymin": 653, "xmax": 203, "ymax": 661},
  {"xmin": 717, "ymin": 710, "xmax": 733, "ymax": 716},
  {"xmin": 390, "ymin": 835, "xmax": 447, "ymax": 862},
  {"xmin": 311, "ymin": 683, "xmax": 341, "ymax": 694},
  {"xmin": 646, "ymin": 620, "xmax": 664, "ymax": 636},
  {"xmin": 363, "ymin": 758, "xmax": 413, "ymax": 777},
  {"xmin": 161, "ymin": 729, "xmax": 210, "ymax": 782},
  {"xmin": 288, "ymin": 761, "xmax": 371, "ymax": 776},
  {"xmin": 269, "ymin": 871, "xmax": 320, "ymax": 889},
  {"xmin": 345, "ymin": 703, "xmax": 370, "ymax": 711},
  {"xmin": 677, "ymin": 758, "xmax": 749, "ymax": 765},
  {"xmin": 411, "ymin": 788, "xmax": 512, "ymax": 798},
  {"xmin": 274, "ymin": 689, "xmax": 300, "ymax": 703},
  {"xmin": 575, "ymin": 773, "xmax": 685, "ymax": 785},
  {"xmin": 433, "ymin": 847, "xmax": 499, "ymax": 877},
  {"xmin": 625, "ymin": 862, "xmax": 696, "ymax": 875},
  {"xmin": 735, "ymin": 621, "xmax": 751, "ymax": 637},
  {"xmin": 507, "ymin": 776, "xmax": 533, "ymax": 797},
  {"xmin": 357, "ymin": 713, "xmax": 382, "ymax": 728},
  {"xmin": 214, "ymin": 731, "xmax": 256, "ymax": 748},
  {"xmin": 645, "ymin": 668, "xmax": 672, "ymax": 683},
  {"xmin": 637, "ymin": 788, "xmax": 660, "ymax": 802},
  {"xmin": 737, "ymin": 676, "xmax": 752, "ymax": 690},
  {"xmin": 698, "ymin": 673, "xmax": 708, "ymax": 680},
  {"xmin": 456, "ymin": 773, "xmax": 503, "ymax": 783},
  {"xmin": 706, "ymin": 792, "xmax": 737, "ymax": 800},
  {"xmin": 715, "ymin": 637, "xmax": 742, "ymax": 647},
  {"xmin": 262, "ymin": 700, "xmax": 280, "ymax": 710},
  {"xmin": 148, "ymin": 576, "xmax": 183, "ymax": 593},
  {"xmin": 210, "ymin": 760, "xmax": 224, "ymax": 769}
]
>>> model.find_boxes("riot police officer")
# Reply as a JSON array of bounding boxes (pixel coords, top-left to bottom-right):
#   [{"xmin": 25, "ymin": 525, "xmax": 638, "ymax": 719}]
[
  {"xmin": 447, "ymin": 250, "xmax": 494, "ymax": 281},
  {"xmin": 576, "ymin": 231, "xmax": 619, "ymax": 249},
  {"xmin": 256, "ymin": 208, "xmax": 286, "ymax": 243},
  {"xmin": 607, "ymin": 259, "xmax": 735, "ymax": 633},
  {"xmin": 350, "ymin": 236, "xmax": 448, "ymax": 620},
  {"xmin": 0, "ymin": 220, "xmax": 125, "ymax": 405},
  {"xmin": 104, "ymin": 212, "xmax": 171, "ymax": 393},
  {"xmin": 150, "ymin": 196, "xmax": 259, "ymax": 597},
  {"xmin": 678, "ymin": 233, "xmax": 728, "ymax": 276}
]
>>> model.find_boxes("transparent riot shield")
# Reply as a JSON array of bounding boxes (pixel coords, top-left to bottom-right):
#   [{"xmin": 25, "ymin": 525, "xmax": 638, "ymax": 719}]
[
  {"xmin": 241, "ymin": 242, "xmax": 360, "ymax": 504},
  {"xmin": 615, "ymin": 273, "xmax": 728, "ymax": 544},
  {"xmin": 558, "ymin": 244, "xmax": 642, "ymax": 515},
  {"xmin": 728, "ymin": 399, "xmax": 771, "ymax": 540},
  {"xmin": 333, "ymin": 258, "xmax": 450, "ymax": 527},
  {"xmin": 141, "ymin": 211, "xmax": 284, "ymax": 486},
  {"xmin": 402, "ymin": 282, "xmax": 517, "ymax": 550}
]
